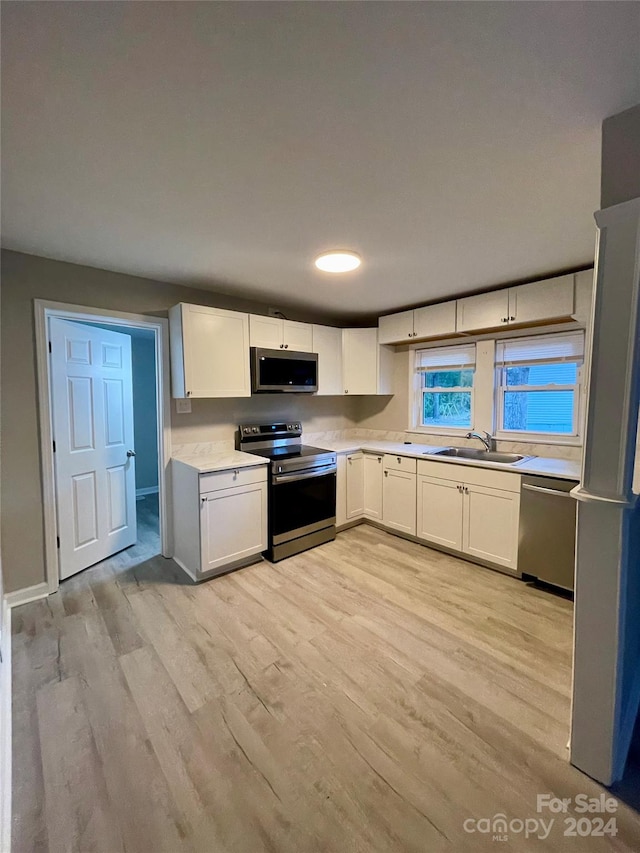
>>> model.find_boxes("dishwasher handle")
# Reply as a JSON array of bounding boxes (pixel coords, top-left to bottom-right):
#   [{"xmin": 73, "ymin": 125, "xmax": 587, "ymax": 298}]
[{"xmin": 522, "ymin": 483, "xmax": 573, "ymax": 498}]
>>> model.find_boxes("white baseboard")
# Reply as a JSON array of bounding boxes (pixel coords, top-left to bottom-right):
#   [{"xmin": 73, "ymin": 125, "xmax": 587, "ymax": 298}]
[
  {"xmin": 5, "ymin": 581, "xmax": 49, "ymax": 609},
  {"xmin": 1, "ymin": 599, "xmax": 12, "ymax": 853},
  {"xmin": 136, "ymin": 486, "xmax": 159, "ymax": 499}
]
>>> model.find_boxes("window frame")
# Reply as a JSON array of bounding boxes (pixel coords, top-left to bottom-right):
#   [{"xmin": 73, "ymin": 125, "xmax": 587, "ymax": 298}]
[
  {"xmin": 410, "ymin": 345, "xmax": 476, "ymax": 435},
  {"xmin": 494, "ymin": 332, "xmax": 585, "ymax": 444}
]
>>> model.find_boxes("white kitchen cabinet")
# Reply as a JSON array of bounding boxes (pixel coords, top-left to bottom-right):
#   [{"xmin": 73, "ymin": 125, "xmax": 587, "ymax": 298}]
[
  {"xmin": 201, "ymin": 480, "xmax": 267, "ymax": 574},
  {"xmin": 381, "ymin": 455, "xmax": 416, "ymax": 535},
  {"xmin": 413, "ymin": 302, "xmax": 458, "ymax": 340},
  {"xmin": 363, "ymin": 453, "xmax": 384, "ymax": 519},
  {"xmin": 249, "ymin": 315, "xmax": 313, "ymax": 352},
  {"xmin": 172, "ymin": 459, "xmax": 267, "ymax": 580},
  {"xmin": 169, "ymin": 303, "xmax": 250, "ymax": 398},
  {"xmin": 456, "ymin": 290, "xmax": 511, "ymax": 333},
  {"xmin": 382, "ymin": 468, "xmax": 416, "ymax": 535},
  {"xmin": 378, "ymin": 310, "xmax": 415, "ymax": 345},
  {"xmin": 416, "ymin": 475, "xmax": 463, "ymax": 550},
  {"xmin": 508, "ymin": 274, "xmax": 574, "ymax": 326},
  {"xmin": 462, "ymin": 483, "xmax": 520, "ymax": 572},
  {"xmin": 342, "ymin": 328, "xmax": 393, "ymax": 395},
  {"xmin": 312, "ymin": 324, "xmax": 343, "ymax": 395},
  {"xmin": 456, "ymin": 275, "xmax": 575, "ymax": 333},
  {"xmin": 415, "ymin": 458, "xmax": 520, "ymax": 573},
  {"xmin": 345, "ymin": 452, "xmax": 364, "ymax": 519},
  {"xmin": 336, "ymin": 454, "xmax": 347, "ymax": 527},
  {"xmin": 378, "ymin": 301, "xmax": 457, "ymax": 345}
]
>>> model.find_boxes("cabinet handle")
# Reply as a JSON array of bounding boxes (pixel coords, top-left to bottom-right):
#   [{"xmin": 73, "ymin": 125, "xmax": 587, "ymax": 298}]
[
  {"xmin": 384, "ymin": 470, "xmax": 388, "ymax": 477},
  {"xmin": 285, "ymin": 344, "xmax": 289, "ymax": 349},
  {"xmin": 279, "ymin": 344, "xmax": 284, "ymax": 349},
  {"xmin": 345, "ymin": 389, "xmax": 349, "ymax": 394},
  {"xmin": 201, "ymin": 496, "xmax": 207, "ymax": 504},
  {"xmin": 465, "ymin": 486, "xmax": 469, "ymax": 494},
  {"xmin": 397, "ymin": 457, "xmax": 401, "ymax": 463},
  {"xmin": 509, "ymin": 315, "xmax": 516, "ymax": 321},
  {"xmin": 377, "ymin": 457, "xmax": 381, "ymax": 463},
  {"xmin": 234, "ymin": 469, "xmax": 240, "ymax": 475},
  {"xmin": 187, "ymin": 391, "xmax": 192, "ymax": 397}
]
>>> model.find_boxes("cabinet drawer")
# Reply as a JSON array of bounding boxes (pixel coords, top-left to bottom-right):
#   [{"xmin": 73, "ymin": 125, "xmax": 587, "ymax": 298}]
[
  {"xmin": 200, "ymin": 465, "xmax": 267, "ymax": 494},
  {"xmin": 383, "ymin": 454, "xmax": 417, "ymax": 474},
  {"xmin": 417, "ymin": 458, "xmax": 520, "ymax": 493}
]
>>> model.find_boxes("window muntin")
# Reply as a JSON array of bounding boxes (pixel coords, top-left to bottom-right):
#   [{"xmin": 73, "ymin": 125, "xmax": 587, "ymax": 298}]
[
  {"xmin": 496, "ymin": 333, "xmax": 584, "ymax": 437},
  {"xmin": 416, "ymin": 345, "xmax": 475, "ymax": 431}
]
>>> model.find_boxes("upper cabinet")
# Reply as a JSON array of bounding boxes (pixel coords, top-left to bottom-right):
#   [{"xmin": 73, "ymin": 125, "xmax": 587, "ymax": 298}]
[
  {"xmin": 312, "ymin": 324, "xmax": 343, "ymax": 395},
  {"xmin": 508, "ymin": 274, "xmax": 575, "ymax": 326},
  {"xmin": 169, "ymin": 303, "xmax": 251, "ymax": 398},
  {"xmin": 378, "ymin": 301, "xmax": 457, "ymax": 345},
  {"xmin": 342, "ymin": 328, "xmax": 393, "ymax": 395},
  {"xmin": 249, "ymin": 315, "xmax": 313, "ymax": 352},
  {"xmin": 456, "ymin": 274, "xmax": 575, "ymax": 333},
  {"xmin": 455, "ymin": 289, "xmax": 511, "ymax": 333},
  {"xmin": 380, "ymin": 273, "xmax": 581, "ymax": 342}
]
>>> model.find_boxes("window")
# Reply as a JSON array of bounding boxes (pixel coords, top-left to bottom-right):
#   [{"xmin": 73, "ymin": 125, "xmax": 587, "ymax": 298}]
[
  {"xmin": 415, "ymin": 344, "xmax": 476, "ymax": 430},
  {"xmin": 496, "ymin": 332, "xmax": 584, "ymax": 437}
]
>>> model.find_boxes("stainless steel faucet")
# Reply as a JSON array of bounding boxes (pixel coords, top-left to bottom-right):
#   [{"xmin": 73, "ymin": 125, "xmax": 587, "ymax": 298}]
[{"xmin": 466, "ymin": 430, "xmax": 496, "ymax": 451}]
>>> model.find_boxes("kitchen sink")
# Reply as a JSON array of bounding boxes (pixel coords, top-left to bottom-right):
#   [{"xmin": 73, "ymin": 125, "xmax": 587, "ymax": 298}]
[{"xmin": 426, "ymin": 447, "xmax": 534, "ymax": 465}]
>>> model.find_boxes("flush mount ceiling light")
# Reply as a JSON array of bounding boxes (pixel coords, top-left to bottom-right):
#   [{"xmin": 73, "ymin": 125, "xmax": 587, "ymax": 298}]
[{"xmin": 314, "ymin": 250, "xmax": 361, "ymax": 273}]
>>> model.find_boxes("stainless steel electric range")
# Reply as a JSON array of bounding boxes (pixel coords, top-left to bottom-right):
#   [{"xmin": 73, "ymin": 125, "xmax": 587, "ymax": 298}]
[{"xmin": 238, "ymin": 421, "xmax": 337, "ymax": 561}]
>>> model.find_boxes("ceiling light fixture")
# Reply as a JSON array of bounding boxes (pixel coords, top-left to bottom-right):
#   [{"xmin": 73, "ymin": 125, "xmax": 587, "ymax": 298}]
[{"xmin": 314, "ymin": 250, "xmax": 361, "ymax": 273}]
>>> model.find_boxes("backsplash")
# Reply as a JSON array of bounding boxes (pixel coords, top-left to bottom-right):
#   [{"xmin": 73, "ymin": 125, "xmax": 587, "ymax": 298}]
[{"xmin": 304, "ymin": 428, "xmax": 582, "ymax": 462}]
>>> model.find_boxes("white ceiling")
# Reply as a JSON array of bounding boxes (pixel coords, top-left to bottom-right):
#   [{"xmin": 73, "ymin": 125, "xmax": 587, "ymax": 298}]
[{"xmin": 2, "ymin": 2, "xmax": 639, "ymax": 318}]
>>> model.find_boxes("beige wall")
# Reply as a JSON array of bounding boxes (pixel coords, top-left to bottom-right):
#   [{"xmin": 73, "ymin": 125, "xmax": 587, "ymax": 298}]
[{"xmin": 0, "ymin": 250, "xmax": 356, "ymax": 593}]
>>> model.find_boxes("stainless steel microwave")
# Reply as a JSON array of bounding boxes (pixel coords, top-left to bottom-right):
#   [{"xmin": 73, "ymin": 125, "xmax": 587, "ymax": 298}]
[{"xmin": 250, "ymin": 348, "xmax": 318, "ymax": 393}]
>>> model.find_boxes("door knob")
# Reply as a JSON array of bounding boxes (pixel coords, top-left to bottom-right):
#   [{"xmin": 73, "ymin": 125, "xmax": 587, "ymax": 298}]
[{"xmin": 126, "ymin": 450, "xmax": 136, "ymax": 458}]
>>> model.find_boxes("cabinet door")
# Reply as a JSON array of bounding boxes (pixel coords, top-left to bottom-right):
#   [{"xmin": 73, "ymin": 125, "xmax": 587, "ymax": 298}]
[
  {"xmin": 336, "ymin": 454, "xmax": 347, "ymax": 527},
  {"xmin": 180, "ymin": 304, "xmax": 250, "ymax": 398},
  {"xmin": 413, "ymin": 301, "xmax": 457, "ymax": 340},
  {"xmin": 382, "ymin": 470, "xmax": 416, "ymax": 535},
  {"xmin": 249, "ymin": 315, "xmax": 283, "ymax": 349},
  {"xmin": 462, "ymin": 484, "xmax": 520, "ymax": 572},
  {"xmin": 509, "ymin": 274, "xmax": 575, "ymax": 325},
  {"xmin": 283, "ymin": 320, "xmax": 313, "ymax": 352},
  {"xmin": 456, "ymin": 291, "xmax": 510, "ymax": 333},
  {"xmin": 378, "ymin": 310, "xmax": 414, "ymax": 345},
  {"xmin": 312, "ymin": 325, "xmax": 343, "ymax": 395},
  {"xmin": 416, "ymin": 474, "xmax": 463, "ymax": 550},
  {"xmin": 363, "ymin": 454, "xmax": 384, "ymax": 519},
  {"xmin": 200, "ymin": 482, "xmax": 267, "ymax": 574},
  {"xmin": 342, "ymin": 328, "xmax": 378, "ymax": 395},
  {"xmin": 346, "ymin": 452, "xmax": 364, "ymax": 519}
]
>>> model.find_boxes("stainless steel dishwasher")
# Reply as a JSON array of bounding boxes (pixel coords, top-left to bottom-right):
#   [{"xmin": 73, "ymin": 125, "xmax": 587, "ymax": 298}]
[{"xmin": 518, "ymin": 476, "xmax": 578, "ymax": 592}]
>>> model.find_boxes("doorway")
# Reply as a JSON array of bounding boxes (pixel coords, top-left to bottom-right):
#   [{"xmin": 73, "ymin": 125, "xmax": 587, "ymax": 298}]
[{"xmin": 34, "ymin": 301, "xmax": 172, "ymax": 593}]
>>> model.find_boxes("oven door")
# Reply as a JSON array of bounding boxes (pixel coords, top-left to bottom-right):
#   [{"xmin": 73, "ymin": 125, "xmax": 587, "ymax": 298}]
[{"xmin": 270, "ymin": 468, "xmax": 336, "ymax": 545}]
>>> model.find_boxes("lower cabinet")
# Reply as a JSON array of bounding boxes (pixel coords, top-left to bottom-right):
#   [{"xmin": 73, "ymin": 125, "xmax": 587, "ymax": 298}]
[
  {"xmin": 382, "ymin": 455, "xmax": 416, "ymax": 535},
  {"xmin": 462, "ymin": 483, "xmax": 520, "ymax": 570},
  {"xmin": 345, "ymin": 452, "xmax": 364, "ymax": 519},
  {"xmin": 335, "ymin": 450, "xmax": 521, "ymax": 574},
  {"xmin": 172, "ymin": 460, "xmax": 268, "ymax": 580},
  {"xmin": 416, "ymin": 460, "xmax": 520, "ymax": 573},
  {"xmin": 416, "ymin": 475, "xmax": 463, "ymax": 550},
  {"xmin": 363, "ymin": 453, "xmax": 383, "ymax": 519},
  {"xmin": 200, "ymin": 481, "xmax": 267, "ymax": 574}
]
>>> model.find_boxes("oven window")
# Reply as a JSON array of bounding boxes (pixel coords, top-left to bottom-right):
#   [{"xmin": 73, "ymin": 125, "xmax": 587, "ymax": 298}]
[
  {"xmin": 258, "ymin": 356, "xmax": 317, "ymax": 388},
  {"xmin": 271, "ymin": 472, "xmax": 336, "ymax": 538}
]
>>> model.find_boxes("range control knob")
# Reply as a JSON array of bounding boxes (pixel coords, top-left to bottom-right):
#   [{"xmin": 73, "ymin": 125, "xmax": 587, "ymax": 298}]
[{"xmin": 252, "ymin": 427, "xmax": 259, "ymax": 433}]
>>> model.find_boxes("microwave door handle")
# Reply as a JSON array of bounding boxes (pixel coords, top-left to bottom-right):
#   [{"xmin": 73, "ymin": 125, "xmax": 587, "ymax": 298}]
[{"xmin": 273, "ymin": 465, "xmax": 336, "ymax": 485}]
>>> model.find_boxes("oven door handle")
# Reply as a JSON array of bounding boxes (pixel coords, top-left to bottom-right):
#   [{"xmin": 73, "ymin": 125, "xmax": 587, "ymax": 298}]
[{"xmin": 272, "ymin": 465, "xmax": 337, "ymax": 485}]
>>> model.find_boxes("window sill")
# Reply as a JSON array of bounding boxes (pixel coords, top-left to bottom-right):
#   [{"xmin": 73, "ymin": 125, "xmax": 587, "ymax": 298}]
[
  {"xmin": 409, "ymin": 426, "xmax": 473, "ymax": 437},
  {"xmin": 494, "ymin": 432, "xmax": 582, "ymax": 447}
]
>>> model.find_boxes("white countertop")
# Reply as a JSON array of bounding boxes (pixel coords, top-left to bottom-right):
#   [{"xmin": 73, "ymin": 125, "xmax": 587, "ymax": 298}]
[
  {"xmin": 172, "ymin": 450, "xmax": 270, "ymax": 474},
  {"xmin": 312, "ymin": 439, "xmax": 581, "ymax": 481}
]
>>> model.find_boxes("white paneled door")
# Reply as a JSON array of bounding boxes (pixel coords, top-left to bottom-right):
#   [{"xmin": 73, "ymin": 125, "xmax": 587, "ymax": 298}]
[{"xmin": 50, "ymin": 319, "xmax": 137, "ymax": 579}]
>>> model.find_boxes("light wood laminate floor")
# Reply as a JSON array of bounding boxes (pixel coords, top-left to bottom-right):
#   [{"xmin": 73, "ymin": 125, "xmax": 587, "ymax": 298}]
[{"xmin": 12, "ymin": 523, "xmax": 640, "ymax": 852}]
